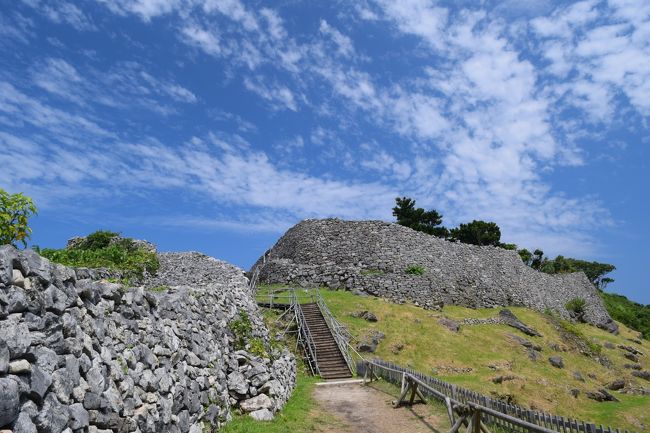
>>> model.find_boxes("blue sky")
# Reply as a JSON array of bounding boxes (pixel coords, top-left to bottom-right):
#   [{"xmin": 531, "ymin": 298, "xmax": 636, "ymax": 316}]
[{"xmin": 1, "ymin": 0, "xmax": 648, "ymax": 303}]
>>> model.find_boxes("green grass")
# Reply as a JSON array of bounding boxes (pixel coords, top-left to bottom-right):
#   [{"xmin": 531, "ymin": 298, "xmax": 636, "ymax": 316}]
[
  {"xmin": 311, "ymin": 288, "xmax": 650, "ymax": 432},
  {"xmin": 38, "ymin": 230, "xmax": 159, "ymax": 278},
  {"xmin": 405, "ymin": 264, "xmax": 425, "ymax": 275},
  {"xmin": 360, "ymin": 268, "xmax": 384, "ymax": 276},
  {"xmin": 148, "ymin": 285, "xmax": 168, "ymax": 292}
]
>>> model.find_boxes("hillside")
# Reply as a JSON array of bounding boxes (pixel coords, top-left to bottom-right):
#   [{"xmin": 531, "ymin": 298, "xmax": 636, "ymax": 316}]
[
  {"xmin": 258, "ymin": 286, "xmax": 650, "ymax": 431},
  {"xmin": 253, "ymin": 219, "xmax": 617, "ymax": 332}
]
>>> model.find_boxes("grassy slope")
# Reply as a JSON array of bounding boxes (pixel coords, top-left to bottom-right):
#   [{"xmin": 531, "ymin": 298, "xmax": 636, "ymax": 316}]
[{"xmin": 259, "ymin": 287, "xmax": 649, "ymax": 431}]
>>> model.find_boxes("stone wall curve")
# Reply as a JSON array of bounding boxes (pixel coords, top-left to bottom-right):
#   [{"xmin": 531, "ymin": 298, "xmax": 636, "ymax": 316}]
[{"xmin": 252, "ymin": 219, "xmax": 616, "ymax": 332}]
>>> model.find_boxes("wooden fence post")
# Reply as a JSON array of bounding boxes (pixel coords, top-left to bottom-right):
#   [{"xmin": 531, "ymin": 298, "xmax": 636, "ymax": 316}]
[{"xmin": 472, "ymin": 409, "xmax": 481, "ymax": 433}]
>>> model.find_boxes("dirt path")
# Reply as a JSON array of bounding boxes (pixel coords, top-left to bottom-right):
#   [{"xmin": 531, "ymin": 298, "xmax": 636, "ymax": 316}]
[{"xmin": 312, "ymin": 382, "xmax": 444, "ymax": 433}]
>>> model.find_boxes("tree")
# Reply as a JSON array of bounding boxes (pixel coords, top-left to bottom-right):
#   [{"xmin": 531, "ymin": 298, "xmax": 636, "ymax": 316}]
[
  {"xmin": 450, "ymin": 220, "xmax": 501, "ymax": 246},
  {"xmin": 517, "ymin": 248, "xmax": 532, "ymax": 264},
  {"xmin": 0, "ymin": 188, "xmax": 37, "ymax": 247},
  {"xmin": 392, "ymin": 197, "xmax": 449, "ymax": 238},
  {"xmin": 531, "ymin": 249, "xmax": 546, "ymax": 270},
  {"xmin": 554, "ymin": 257, "xmax": 616, "ymax": 289},
  {"xmin": 519, "ymin": 248, "xmax": 616, "ymax": 289}
]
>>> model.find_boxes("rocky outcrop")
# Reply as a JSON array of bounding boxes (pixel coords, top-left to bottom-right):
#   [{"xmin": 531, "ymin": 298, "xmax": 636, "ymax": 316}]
[
  {"xmin": 0, "ymin": 246, "xmax": 296, "ymax": 432},
  {"xmin": 253, "ymin": 219, "xmax": 617, "ymax": 332}
]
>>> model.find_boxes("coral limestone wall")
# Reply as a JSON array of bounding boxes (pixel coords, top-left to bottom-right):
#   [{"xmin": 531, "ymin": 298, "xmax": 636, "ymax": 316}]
[
  {"xmin": 0, "ymin": 247, "xmax": 295, "ymax": 433},
  {"xmin": 253, "ymin": 219, "xmax": 616, "ymax": 332}
]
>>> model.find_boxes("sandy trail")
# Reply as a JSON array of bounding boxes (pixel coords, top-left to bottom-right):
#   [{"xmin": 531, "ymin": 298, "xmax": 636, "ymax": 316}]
[{"xmin": 312, "ymin": 382, "xmax": 444, "ymax": 433}]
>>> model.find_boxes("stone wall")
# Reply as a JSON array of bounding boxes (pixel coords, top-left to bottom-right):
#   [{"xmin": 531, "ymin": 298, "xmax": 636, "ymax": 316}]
[
  {"xmin": 252, "ymin": 219, "xmax": 617, "ymax": 332},
  {"xmin": 0, "ymin": 247, "xmax": 296, "ymax": 433}
]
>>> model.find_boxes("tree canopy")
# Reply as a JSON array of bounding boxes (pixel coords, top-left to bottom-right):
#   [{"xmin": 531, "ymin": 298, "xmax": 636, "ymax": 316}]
[
  {"xmin": 0, "ymin": 188, "xmax": 37, "ymax": 247},
  {"xmin": 392, "ymin": 197, "xmax": 449, "ymax": 238},
  {"xmin": 449, "ymin": 220, "xmax": 501, "ymax": 246}
]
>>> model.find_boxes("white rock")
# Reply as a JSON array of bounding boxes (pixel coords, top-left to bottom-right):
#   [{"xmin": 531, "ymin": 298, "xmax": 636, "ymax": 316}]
[
  {"xmin": 240, "ymin": 394, "xmax": 272, "ymax": 412},
  {"xmin": 12, "ymin": 269, "xmax": 25, "ymax": 287},
  {"xmin": 9, "ymin": 359, "xmax": 31, "ymax": 374},
  {"xmin": 249, "ymin": 408, "xmax": 274, "ymax": 421}
]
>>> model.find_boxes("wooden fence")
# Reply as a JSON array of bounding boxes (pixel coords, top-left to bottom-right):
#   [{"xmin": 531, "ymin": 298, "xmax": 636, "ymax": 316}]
[{"xmin": 357, "ymin": 359, "xmax": 637, "ymax": 433}]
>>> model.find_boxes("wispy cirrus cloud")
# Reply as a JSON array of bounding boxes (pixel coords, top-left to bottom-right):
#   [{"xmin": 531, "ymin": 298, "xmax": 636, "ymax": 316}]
[
  {"xmin": 30, "ymin": 58, "xmax": 197, "ymax": 113},
  {"xmin": 21, "ymin": 0, "xmax": 96, "ymax": 30}
]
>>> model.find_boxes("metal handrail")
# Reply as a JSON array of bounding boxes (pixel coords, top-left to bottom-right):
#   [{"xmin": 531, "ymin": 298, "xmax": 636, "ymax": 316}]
[
  {"xmin": 248, "ymin": 248, "xmax": 272, "ymax": 291},
  {"xmin": 314, "ymin": 291, "xmax": 355, "ymax": 374},
  {"xmin": 292, "ymin": 291, "xmax": 320, "ymax": 376}
]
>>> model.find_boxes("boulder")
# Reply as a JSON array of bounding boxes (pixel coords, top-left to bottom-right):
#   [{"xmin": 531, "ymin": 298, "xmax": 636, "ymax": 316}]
[
  {"xmin": 13, "ymin": 411, "xmax": 37, "ymax": 433},
  {"xmin": 624, "ymin": 363, "xmax": 642, "ymax": 370},
  {"xmin": 618, "ymin": 345, "xmax": 643, "ymax": 356},
  {"xmin": 9, "ymin": 359, "xmax": 31, "ymax": 374},
  {"xmin": 623, "ymin": 353, "xmax": 639, "ymax": 363},
  {"xmin": 227, "ymin": 371, "xmax": 249, "ymax": 396},
  {"xmin": 356, "ymin": 331, "xmax": 385, "ymax": 353},
  {"xmin": 438, "ymin": 318, "xmax": 460, "ymax": 332},
  {"xmin": 631, "ymin": 371, "xmax": 650, "ymax": 381},
  {"xmin": 491, "ymin": 375, "xmax": 516, "ymax": 384},
  {"xmin": 69, "ymin": 403, "xmax": 89, "ymax": 430},
  {"xmin": 0, "ymin": 341, "xmax": 9, "ymax": 374},
  {"xmin": 606, "ymin": 379, "xmax": 625, "ymax": 390},
  {"xmin": 351, "ymin": 310, "xmax": 378, "ymax": 322},
  {"xmin": 249, "ymin": 408, "xmax": 274, "ymax": 421},
  {"xmin": 240, "ymin": 394, "xmax": 273, "ymax": 412},
  {"xmin": 0, "ymin": 377, "xmax": 20, "ymax": 426},
  {"xmin": 548, "ymin": 356, "xmax": 564, "ymax": 369},
  {"xmin": 586, "ymin": 389, "xmax": 619, "ymax": 402},
  {"xmin": 508, "ymin": 333, "xmax": 542, "ymax": 351},
  {"xmin": 499, "ymin": 309, "xmax": 541, "ymax": 337}
]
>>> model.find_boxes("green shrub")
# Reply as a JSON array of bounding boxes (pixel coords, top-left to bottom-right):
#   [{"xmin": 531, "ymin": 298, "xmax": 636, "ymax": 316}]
[
  {"xmin": 565, "ymin": 298, "xmax": 586, "ymax": 315},
  {"xmin": 0, "ymin": 189, "xmax": 37, "ymax": 247},
  {"xmin": 75, "ymin": 230, "xmax": 119, "ymax": 250},
  {"xmin": 230, "ymin": 311, "xmax": 254, "ymax": 349},
  {"xmin": 600, "ymin": 291, "xmax": 650, "ymax": 340},
  {"xmin": 248, "ymin": 338, "xmax": 268, "ymax": 358},
  {"xmin": 39, "ymin": 231, "xmax": 159, "ymax": 278},
  {"xmin": 230, "ymin": 311, "xmax": 269, "ymax": 358},
  {"xmin": 405, "ymin": 265, "xmax": 425, "ymax": 275}
]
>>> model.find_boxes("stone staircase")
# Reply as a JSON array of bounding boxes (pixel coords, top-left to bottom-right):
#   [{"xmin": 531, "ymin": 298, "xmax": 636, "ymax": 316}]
[{"xmin": 300, "ymin": 303, "xmax": 352, "ymax": 379}]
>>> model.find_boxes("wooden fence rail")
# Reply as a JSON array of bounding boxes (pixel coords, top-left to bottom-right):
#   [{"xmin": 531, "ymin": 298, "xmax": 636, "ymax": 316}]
[{"xmin": 357, "ymin": 359, "xmax": 635, "ymax": 433}]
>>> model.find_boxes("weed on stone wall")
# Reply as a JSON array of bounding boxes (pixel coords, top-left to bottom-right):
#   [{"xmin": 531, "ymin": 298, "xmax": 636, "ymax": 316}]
[{"xmin": 405, "ymin": 264, "xmax": 425, "ymax": 275}]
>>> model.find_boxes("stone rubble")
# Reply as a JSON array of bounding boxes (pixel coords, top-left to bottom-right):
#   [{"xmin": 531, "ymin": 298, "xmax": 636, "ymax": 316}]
[{"xmin": 0, "ymin": 246, "xmax": 296, "ymax": 432}]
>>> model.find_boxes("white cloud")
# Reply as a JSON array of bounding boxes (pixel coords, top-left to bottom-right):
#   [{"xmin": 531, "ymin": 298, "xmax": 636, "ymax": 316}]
[
  {"xmin": 98, "ymin": 0, "xmax": 182, "ymax": 21},
  {"xmin": 243, "ymin": 77, "xmax": 298, "ymax": 111},
  {"xmin": 373, "ymin": 0, "xmax": 448, "ymax": 50},
  {"xmin": 532, "ymin": 0, "xmax": 650, "ymax": 117},
  {"xmin": 181, "ymin": 25, "xmax": 221, "ymax": 56},
  {"xmin": 319, "ymin": 20, "xmax": 354, "ymax": 57},
  {"xmin": 0, "ymin": 12, "xmax": 33, "ymax": 45},
  {"xmin": 30, "ymin": 58, "xmax": 197, "ymax": 112},
  {"xmin": 21, "ymin": 0, "xmax": 95, "ymax": 30}
]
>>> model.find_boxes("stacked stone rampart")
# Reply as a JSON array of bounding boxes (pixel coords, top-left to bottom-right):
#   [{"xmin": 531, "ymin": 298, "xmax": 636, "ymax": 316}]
[
  {"xmin": 253, "ymin": 219, "xmax": 617, "ymax": 332},
  {"xmin": 0, "ymin": 247, "xmax": 295, "ymax": 433}
]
